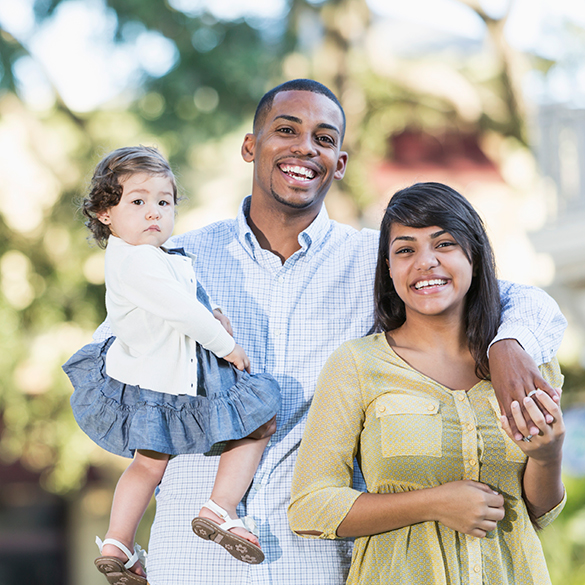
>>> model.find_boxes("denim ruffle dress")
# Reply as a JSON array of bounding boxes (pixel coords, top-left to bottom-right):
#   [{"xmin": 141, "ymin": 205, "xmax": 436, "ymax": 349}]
[{"xmin": 63, "ymin": 278, "xmax": 281, "ymax": 459}]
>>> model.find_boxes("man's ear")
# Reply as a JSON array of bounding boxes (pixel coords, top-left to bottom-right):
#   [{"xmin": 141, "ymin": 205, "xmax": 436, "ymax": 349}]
[
  {"xmin": 96, "ymin": 210, "xmax": 111, "ymax": 225},
  {"xmin": 241, "ymin": 133, "xmax": 256, "ymax": 163},
  {"xmin": 334, "ymin": 151, "xmax": 348, "ymax": 181}
]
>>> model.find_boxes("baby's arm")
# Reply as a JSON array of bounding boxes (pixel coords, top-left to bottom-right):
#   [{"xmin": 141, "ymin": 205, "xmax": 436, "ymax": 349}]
[{"xmin": 114, "ymin": 247, "xmax": 235, "ymax": 357}]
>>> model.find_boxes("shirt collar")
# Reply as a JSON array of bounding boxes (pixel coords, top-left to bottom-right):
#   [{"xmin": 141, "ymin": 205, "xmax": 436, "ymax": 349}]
[{"xmin": 235, "ymin": 195, "xmax": 331, "ymax": 260}]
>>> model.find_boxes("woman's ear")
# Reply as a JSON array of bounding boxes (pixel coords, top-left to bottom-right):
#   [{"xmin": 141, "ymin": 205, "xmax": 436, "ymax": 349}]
[{"xmin": 97, "ymin": 210, "xmax": 111, "ymax": 225}]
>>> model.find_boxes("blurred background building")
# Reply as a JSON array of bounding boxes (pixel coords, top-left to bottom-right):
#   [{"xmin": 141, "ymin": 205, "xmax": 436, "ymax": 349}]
[{"xmin": 0, "ymin": 0, "xmax": 585, "ymax": 583}]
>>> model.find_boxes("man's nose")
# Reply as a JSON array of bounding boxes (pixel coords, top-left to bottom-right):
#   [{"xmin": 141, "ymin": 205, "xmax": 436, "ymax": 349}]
[{"xmin": 290, "ymin": 132, "xmax": 317, "ymax": 157}]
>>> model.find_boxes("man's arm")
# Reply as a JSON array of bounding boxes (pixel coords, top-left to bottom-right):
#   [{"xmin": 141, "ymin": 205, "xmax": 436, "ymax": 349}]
[{"xmin": 489, "ymin": 281, "xmax": 567, "ymax": 439}]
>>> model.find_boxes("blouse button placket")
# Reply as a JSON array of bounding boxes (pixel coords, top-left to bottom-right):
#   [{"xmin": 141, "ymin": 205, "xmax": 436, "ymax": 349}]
[{"xmin": 452, "ymin": 390, "xmax": 483, "ymax": 585}]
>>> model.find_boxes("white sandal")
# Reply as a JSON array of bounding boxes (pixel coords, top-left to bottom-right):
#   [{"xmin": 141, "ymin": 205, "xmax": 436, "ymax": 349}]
[
  {"xmin": 191, "ymin": 499, "xmax": 265, "ymax": 564},
  {"xmin": 95, "ymin": 536, "xmax": 148, "ymax": 584}
]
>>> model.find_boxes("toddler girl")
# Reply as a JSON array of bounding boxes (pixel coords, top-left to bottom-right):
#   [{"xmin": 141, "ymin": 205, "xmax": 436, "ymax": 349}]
[{"xmin": 63, "ymin": 146, "xmax": 280, "ymax": 583}]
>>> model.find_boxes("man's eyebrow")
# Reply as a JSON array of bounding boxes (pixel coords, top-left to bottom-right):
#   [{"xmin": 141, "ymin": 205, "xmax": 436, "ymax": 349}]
[{"xmin": 273, "ymin": 115, "xmax": 340, "ymax": 135}]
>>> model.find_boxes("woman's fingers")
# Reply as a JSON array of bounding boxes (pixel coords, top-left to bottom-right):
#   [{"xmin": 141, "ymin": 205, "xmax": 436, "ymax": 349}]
[{"xmin": 510, "ymin": 400, "xmax": 531, "ymax": 437}]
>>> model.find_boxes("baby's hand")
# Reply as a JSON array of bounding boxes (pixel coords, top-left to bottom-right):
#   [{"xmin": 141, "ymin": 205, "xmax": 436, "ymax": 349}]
[{"xmin": 224, "ymin": 343, "xmax": 250, "ymax": 373}]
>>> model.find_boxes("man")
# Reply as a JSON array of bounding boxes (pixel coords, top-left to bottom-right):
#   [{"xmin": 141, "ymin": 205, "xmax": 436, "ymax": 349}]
[{"xmin": 99, "ymin": 79, "xmax": 565, "ymax": 584}]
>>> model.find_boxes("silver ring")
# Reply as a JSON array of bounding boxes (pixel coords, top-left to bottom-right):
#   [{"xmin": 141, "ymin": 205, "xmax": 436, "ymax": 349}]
[
  {"xmin": 527, "ymin": 390, "xmax": 538, "ymax": 398},
  {"xmin": 522, "ymin": 434, "xmax": 533, "ymax": 442}
]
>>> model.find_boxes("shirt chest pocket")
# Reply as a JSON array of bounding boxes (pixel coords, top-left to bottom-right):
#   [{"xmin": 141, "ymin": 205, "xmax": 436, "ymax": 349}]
[{"xmin": 375, "ymin": 394, "xmax": 442, "ymax": 458}]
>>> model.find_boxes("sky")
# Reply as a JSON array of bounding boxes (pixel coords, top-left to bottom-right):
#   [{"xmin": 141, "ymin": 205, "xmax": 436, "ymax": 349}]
[{"xmin": 0, "ymin": 0, "xmax": 584, "ymax": 112}]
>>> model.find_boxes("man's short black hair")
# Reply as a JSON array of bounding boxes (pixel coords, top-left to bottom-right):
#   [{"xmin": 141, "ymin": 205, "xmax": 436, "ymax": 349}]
[{"xmin": 253, "ymin": 79, "xmax": 346, "ymax": 142}]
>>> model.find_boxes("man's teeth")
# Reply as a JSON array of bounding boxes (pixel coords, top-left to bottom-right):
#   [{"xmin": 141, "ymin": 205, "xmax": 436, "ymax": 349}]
[
  {"xmin": 414, "ymin": 279, "xmax": 447, "ymax": 290},
  {"xmin": 280, "ymin": 165, "xmax": 316, "ymax": 180}
]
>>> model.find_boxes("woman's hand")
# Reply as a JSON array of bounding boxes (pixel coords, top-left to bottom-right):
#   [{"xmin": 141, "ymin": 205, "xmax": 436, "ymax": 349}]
[
  {"xmin": 431, "ymin": 480, "xmax": 505, "ymax": 538},
  {"xmin": 500, "ymin": 389, "xmax": 565, "ymax": 464}
]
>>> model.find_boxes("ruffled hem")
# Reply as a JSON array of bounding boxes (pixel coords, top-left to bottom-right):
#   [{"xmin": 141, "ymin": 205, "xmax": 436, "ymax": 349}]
[{"xmin": 63, "ymin": 338, "xmax": 281, "ymax": 458}]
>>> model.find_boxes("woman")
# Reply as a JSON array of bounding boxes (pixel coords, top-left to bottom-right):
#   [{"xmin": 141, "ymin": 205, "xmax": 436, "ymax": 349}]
[{"xmin": 288, "ymin": 182, "xmax": 565, "ymax": 585}]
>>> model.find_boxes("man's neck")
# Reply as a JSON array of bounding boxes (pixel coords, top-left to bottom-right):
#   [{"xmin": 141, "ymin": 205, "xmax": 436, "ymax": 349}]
[{"xmin": 247, "ymin": 199, "xmax": 321, "ymax": 263}]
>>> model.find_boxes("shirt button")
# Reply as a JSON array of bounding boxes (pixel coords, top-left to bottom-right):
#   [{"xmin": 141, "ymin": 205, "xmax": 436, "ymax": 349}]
[
  {"xmin": 274, "ymin": 329, "xmax": 281, "ymax": 337},
  {"xmin": 466, "ymin": 423, "xmax": 474, "ymax": 431},
  {"xmin": 457, "ymin": 394, "xmax": 465, "ymax": 402},
  {"xmin": 474, "ymin": 565, "xmax": 481, "ymax": 573},
  {"xmin": 427, "ymin": 403, "xmax": 435, "ymax": 412},
  {"xmin": 378, "ymin": 405, "xmax": 386, "ymax": 413},
  {"xmin": 278, "ymin": 276, "xmax": 285, "ymax": 283},
  {"xmin": 469, "ymin": 459, "xmax": 477, "ymax": 466}
]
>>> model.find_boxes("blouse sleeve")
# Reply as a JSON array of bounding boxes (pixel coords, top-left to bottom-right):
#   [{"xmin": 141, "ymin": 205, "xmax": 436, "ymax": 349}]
[
  {"xmin": 492, "ymin": 280, "xmax": 567, "ymax": 366},
  {"xmin": 113, "ymin": 245, "xmax": 235, "ymax": 357},
  {"xmin": 288, "ymin": 342, "xmax": 366, "ymax": 539}
]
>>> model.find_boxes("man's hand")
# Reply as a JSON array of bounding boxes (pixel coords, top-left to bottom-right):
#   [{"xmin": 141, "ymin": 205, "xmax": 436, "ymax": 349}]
[
  {"xmin": 213, "ymin": 308, "xmax": 233, "ymax": 336},
  {"xmin": 489, "ymin": 339, "xmax": 560, "ymax": 440}
]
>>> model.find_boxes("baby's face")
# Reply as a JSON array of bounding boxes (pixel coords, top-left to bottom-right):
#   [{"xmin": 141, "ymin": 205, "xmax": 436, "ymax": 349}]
[{"xmin": 98, "ymin": 172, "xmax": 175, "ymax": 247}]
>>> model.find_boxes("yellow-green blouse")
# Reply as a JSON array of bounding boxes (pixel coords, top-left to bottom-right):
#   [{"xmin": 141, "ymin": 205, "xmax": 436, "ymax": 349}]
[{"xmin": 288, "ymin": 334, "xmax": 565, "ymax": 585}]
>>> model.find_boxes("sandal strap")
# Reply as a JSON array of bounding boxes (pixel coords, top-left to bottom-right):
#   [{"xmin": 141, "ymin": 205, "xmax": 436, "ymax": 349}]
[
  {"xmin": 95, "ymin": 536, "xmax": 146, "ymax": 570},
  {"xmin": 201, "ymin": 499, "xmax": 231, "ymax": 521},
  {"xmin": 200, "ymin": 500, "xmax": 259, "ymax": 537}
]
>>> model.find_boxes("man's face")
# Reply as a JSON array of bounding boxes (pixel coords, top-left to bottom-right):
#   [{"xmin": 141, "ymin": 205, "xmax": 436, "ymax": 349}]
[{"xmin": 242, "ymin": 90, "xmax": 348, "ymax": 214}]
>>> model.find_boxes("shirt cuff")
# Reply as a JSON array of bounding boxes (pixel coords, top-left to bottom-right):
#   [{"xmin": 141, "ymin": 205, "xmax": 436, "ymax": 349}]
[
  {"xmin": 488, "ymin": 325, "xmax": 541, "ymax": 363},
  {"xmin": 536, "ymin": 487, "xmax": 567, "ymax": 528}
]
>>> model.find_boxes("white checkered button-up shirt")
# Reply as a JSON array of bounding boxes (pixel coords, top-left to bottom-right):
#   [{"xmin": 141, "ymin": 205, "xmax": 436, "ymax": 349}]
[{"xmin": 95, "ymin": 197, "xmax": 566, "ymax": 585}]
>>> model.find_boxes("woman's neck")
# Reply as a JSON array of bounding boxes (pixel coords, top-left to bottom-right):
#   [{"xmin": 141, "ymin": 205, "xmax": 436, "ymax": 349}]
[{"xmin": 386, "ymin": 312, "xmax": 480, "ymax": 391}]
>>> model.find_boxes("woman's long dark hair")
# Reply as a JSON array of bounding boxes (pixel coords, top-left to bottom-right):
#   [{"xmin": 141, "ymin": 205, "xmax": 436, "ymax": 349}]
[{"xmin": 372, "ymin": 182, "xmax": 501, "ymax": 379}]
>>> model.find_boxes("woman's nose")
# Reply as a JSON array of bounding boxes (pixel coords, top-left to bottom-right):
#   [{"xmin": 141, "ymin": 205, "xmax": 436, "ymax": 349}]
[{"xmin": 415, "ymin": 249, "xmax": 439, "ymax": 270}]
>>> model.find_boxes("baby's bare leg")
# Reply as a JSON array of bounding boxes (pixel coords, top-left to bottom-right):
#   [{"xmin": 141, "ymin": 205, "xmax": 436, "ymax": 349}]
[
  {"xmin": 102, "ymin": 450, "xmax": 169, "ymax": 576},
  {"xmin": 200, "ymin": 416, "xmax": 276, "ymax": 545}
]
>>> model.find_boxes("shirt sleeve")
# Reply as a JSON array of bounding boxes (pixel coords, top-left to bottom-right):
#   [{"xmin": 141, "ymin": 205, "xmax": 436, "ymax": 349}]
[
  {"xmin": 288, "ymin": 342, "xmax": 365, "ymax": 539},
  {"xmin": 491, "ymin": 280, "xmax": 567, "ymax": 365},
  {"xmin": 92, "ymin": 318, "xmax": 112, "ymax": 342},
  {"xmin": 113, "ymin": 246, "xmax": 235, "ymax": 357}
]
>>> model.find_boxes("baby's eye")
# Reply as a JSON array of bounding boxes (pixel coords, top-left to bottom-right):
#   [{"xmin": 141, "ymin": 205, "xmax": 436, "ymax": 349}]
[
  {"xmin": 159, "ymin": 200, "xmax": 170, "ymax": 206},
  {"xmin": 131, "ymin": 199, "xmax": 144, "ymax": 205}
]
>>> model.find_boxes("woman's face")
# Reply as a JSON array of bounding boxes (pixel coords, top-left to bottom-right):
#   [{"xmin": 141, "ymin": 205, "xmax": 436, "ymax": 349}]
[{"xmin": 387, "ymin": 223, "xmax": 473, "ymax": 320}]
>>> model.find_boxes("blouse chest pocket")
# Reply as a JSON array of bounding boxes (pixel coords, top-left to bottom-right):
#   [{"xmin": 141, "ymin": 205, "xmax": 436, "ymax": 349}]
[
  {"xmin": 487, "ymin": 396, "xmax": 526, "ymax": 463},
  {"xmin": 375, "ymin": 394, "xmax": 442, "ymax": 458}
]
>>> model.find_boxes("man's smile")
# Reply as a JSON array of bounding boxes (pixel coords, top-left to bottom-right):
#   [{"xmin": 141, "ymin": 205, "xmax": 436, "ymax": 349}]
[{"xmin": 278, "ymin": 163, "xmax": 317, "ymax": 182}]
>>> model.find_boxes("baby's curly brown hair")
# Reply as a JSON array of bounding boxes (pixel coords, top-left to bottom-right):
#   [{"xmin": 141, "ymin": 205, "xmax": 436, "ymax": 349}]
[{"xmin": 82, "ymin": 146, "xmax": 178, "ymax": 248}]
